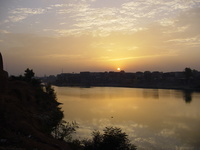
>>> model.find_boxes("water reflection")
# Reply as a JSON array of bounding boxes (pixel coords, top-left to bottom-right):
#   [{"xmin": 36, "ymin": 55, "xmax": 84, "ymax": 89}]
[
  {"xmin": 142, "ymin": 89, "xmax": 159, "ymax": 99},
  {"xmin": 54, "ymin": 87, "xmax": 200, "ymax": 150},
  {"xmin": 182, "ymin": 90, "xmax": 193, "ymax": 103}
]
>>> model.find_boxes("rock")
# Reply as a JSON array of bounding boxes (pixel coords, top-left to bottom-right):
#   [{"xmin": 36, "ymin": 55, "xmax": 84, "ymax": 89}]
[{"xmin": 0, "ymin": 52, "xmax": 8, "ymax": 93}]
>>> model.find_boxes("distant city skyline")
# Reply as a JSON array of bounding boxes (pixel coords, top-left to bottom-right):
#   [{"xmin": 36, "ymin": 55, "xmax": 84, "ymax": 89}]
[{"xmin": 0, "ymin": 0, "xmax": 200, "ymax": 76}]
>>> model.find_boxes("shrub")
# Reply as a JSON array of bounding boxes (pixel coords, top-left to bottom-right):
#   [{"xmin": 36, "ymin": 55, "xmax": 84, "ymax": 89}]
[
  {"xmin": 52, "ymin": 120, "xmax": 79, "ymax": 142},
  {"xmin": 70, "ymin": 127, "xmax": 137, "ymax": 150}
]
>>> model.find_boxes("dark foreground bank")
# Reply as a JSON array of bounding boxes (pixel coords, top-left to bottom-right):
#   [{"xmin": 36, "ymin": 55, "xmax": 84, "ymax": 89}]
[{"xmin": 0, "ymin": 78, "xmax": 71, "ymax": 150}]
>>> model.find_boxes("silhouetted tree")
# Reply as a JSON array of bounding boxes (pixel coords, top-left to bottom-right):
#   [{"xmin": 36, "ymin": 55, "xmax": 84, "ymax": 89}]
[
  {"xmin": 45, "ymin": 83, "xmax": 57, "ymax": 100},
  {"xmin": 184, "ymin": 68, "xmax": 193, "ymax": 82},
  {"xmin": 92, "ymin": 130, "xmax": 103, "ymax": 150},
  {"xmin": 144, "ymin": 71, "xmax": 152, "ymax": 82},
  {"xmin": 24, "ymin": 68, "xmax": 35, "ymax": 82},
  {"xmin": 83, "ymin": 127, "xmax": 137, "ymax": 150},
  {"xmin": 52, "ymin": 120, "xmax": 79, "ymax": 141},
  {"xmin": 103, "ymin": 127, "xmax": 136, "ymax": 150}
]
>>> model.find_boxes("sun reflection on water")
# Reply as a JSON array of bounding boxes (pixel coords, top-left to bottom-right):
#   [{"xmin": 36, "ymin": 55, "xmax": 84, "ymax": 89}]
[{"xmin": 55, "ymin": 86, "xmax": 200, "ymax": 149}]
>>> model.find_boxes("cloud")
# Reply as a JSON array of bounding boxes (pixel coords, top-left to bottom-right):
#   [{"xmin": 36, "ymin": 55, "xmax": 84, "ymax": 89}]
[
  {"xmin": 161, "ymin": 7, "xmax": 200, "ymax": 48},
  {"xmin": 8, "ymin": 8, "xmax": 45, "ymax": 22},
  {"xmin": 159, "ymin": 18, "xmax": 175, "ymax": 26},
  {"xmin": 47, "ymin": 2, "xmax": 144, "ymax": 36},
  {"xmin": 11, "ymin": 8, "xmax": 45, "ymax": 15},
  {"xmin": 166, "ymin": 37, "xmax": 200, "ymax": 47},
  {"xmin": 1, "ymin": 0, "xmax": 200, "ymax": 74},
  {"xmin": 1, "ymin": 0, "xmax": 200, "ymax": 37},
  {"xmin": 8, "ymin": 15, "xmax": 27, "ymax": 22},
  {"xmin": 128, "ymin": 46, "xmax": 139, "ymax": 51},
  {"xmin": 159, "ymin": 129, "xmax": 175, "ymax": 137},
  {"xmin": 107, "ymin": 53, "xmax": 178, "ymax": 62},
  {"xmin": 0, "ymin": 30, "xmax": 10, "ymax": 34},
  {"xmin": 121, "ymin": 0, "xmax": 199, "ymax": 19},
  {"xmin": 45, "ymin": 0, "xmax": 200, "ymax": 37}
]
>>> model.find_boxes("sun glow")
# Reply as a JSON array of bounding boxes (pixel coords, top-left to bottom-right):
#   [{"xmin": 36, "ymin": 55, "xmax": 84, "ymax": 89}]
[{"xmin": 117, "ymin": 68, "xmax": 121, "ymax": 71}]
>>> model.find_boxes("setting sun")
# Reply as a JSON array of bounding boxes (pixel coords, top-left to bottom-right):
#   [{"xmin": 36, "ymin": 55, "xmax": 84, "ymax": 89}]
[{"xmin": 117, "ymin": 68, "xmax": 121, "ymax": 71}]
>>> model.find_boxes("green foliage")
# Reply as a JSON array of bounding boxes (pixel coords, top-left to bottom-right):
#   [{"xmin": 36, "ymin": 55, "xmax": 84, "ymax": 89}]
[{"xmin": 52, "ymin": 120, "xmax": 79, "ymax": 142}]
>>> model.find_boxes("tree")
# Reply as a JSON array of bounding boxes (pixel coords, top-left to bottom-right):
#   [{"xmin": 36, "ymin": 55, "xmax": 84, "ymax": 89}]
[
  {"xmin": 52, "ymin": 120, "xmax": 79, "ymax": 142},
  {"xmin": 184, "ymin": 67, "xmax": 193, "ymax": 84},
  {"xmin": 92, "ymin": 130, "xmax": 103, "ymax": 150},
  {"xmin": 144, "ymin": 71, "xmax": 152, "ymax": 82},
  {"xmin": 83, "ymin": 127, "xmax": 137, "ymax": 150},
  {"xmin": 102, "ymin": 127, "xmax": 136, "ymax": 150},
  {"xmin": 24, "ymin": 68, "xmax": 35, "ymax": 81},
  {"xmin": 45, "ymin": 83, "xmax": 57, "ymax": 100}
]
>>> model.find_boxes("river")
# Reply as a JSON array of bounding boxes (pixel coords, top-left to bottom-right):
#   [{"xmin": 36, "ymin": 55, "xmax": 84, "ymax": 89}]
[{"xmin": 54, "ymin": 86, "xmax": 200, "ymax": 150}]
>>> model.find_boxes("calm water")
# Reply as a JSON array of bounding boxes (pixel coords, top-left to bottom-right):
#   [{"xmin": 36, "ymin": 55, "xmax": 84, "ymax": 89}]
[{"xmin": 54, "ymin": 86, "xmax": 200, "ymax": 150}]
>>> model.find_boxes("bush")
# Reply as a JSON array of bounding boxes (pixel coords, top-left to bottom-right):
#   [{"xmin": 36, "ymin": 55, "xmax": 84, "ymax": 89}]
[
  {"xmin": 52, "ymin": 120, "xmax": 79, "ymax": 142},
  {"xmin": 69, "ymin": 127, "xmax": 137, "ymax": 150}
]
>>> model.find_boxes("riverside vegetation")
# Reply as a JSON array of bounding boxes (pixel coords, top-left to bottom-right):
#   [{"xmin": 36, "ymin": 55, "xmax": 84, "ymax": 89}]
[
  {"xmin": 0, "ymin": 68, "xmax": 137, "ymax": 150},
  {"xmin": 0, "ymin": 68, "xmax": 70, "ymax": 149}
]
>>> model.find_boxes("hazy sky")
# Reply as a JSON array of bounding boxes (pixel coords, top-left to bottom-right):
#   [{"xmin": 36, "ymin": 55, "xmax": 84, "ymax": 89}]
[{"xmin": 0, "ymin": 0, "xmax": 200, "ymax": 76}]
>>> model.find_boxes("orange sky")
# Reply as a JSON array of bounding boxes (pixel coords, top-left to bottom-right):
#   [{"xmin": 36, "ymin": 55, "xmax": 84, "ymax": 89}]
[{"xmin": 0, "ymin": 0, "xmax": 200, "ymax": 76}]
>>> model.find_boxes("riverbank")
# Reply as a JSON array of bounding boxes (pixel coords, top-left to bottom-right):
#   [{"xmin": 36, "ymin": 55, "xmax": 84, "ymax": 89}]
[{"xmin": 0, "ymin": 80, "xmax": 71, "ymax": 150}]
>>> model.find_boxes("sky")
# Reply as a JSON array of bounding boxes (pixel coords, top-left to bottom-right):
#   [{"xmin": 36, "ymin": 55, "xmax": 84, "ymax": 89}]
[{"xmin": 0, "ymin": 0, "xmax": 200, "ymax": 76}]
